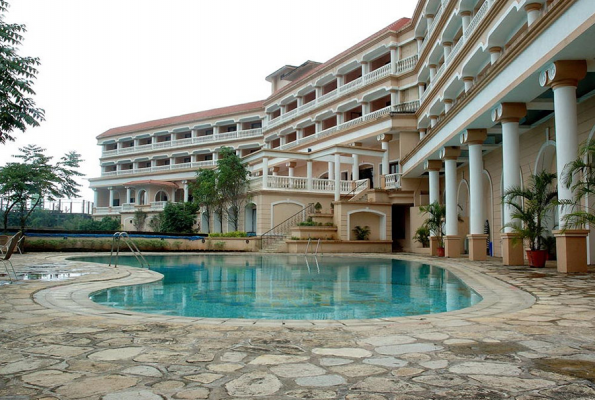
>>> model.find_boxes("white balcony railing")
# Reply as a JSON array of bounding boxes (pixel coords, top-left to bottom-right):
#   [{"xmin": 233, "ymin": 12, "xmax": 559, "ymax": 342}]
[
  {"xmin": 101, "ymin": 160, "xmax": 215, "ymax": 177},
  {"xmin": 277, "ymin": 100, "xmax": 420, "ymax": 151},
  {"xmin": 101, "ymin": 128, "xmax": 263, "ymax": 157},
  {"xmin": 265, "ymin": 57, "xmax": 417, "ymax": 132},
  {"xmin": 150, "ymin": 201, "xmax": 168, "ymax": 210},
  {"xmin": 252, "ymin": 176, "xmax": 369, "ymax": 195},
  {"xmin": 94, "ymin": 206, "xmax": 122, "ymax": 215},
  {"xmin": 420, "ymin": 0, "xmax": 492, "ymax": 104},
  {"xmin": 384, "ymin": 173, "xmax": 402, "ymax": 189}
]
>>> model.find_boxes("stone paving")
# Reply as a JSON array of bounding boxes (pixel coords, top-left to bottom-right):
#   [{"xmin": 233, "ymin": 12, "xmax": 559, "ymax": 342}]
[{"xmin": 1, "ymin": 252, "xmax": 595, "ymax": 399}]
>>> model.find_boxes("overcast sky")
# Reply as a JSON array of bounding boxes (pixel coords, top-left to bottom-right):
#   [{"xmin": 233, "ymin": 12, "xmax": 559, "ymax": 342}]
[{"xmin": 1, "ymin": 0, "xmax": 417, "ymax": 201}]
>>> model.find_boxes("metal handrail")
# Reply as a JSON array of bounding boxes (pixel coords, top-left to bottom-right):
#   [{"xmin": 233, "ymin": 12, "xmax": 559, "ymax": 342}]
[
  {"xmin": 340, "ymin": 179, "xmax": 369, "ymax": 201},
  {"xmin": 110, "ymin": 232, "xmax": 150, "ymax": 268},
  {"xmin": 314, "ymin": 238, "xmax": 321, "ymax": 256},
  {"xmin": 260, "ymin": 203, "xmax": 315, "ymax": 250}
]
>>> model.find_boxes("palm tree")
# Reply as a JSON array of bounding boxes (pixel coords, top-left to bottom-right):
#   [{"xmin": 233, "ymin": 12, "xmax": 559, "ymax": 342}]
[
  {"xmin": 560, "ymin": 138, "xmax": 595, "ymax": 228},
  {"xmin": 502, "ymin": 170, "xmax": 558, "ymax": 251},
  {"xmin": 419, "ymin": 201, "xmax": 446, "ymax": 248}
]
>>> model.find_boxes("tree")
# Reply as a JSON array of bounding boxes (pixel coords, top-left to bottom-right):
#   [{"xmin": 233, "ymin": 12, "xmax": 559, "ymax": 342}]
[
  {"xmin": 0, "ymin": 1, "xmax": 45, "ymax": 144},
  {"xmin": 217, "ymin": 147, "xmax": 250, "ymax": 231},
  {"xmin": 0, "ymin": 145, "xmax": 82, "ymax": 231},
  {"xmin": 560, "ymin": 138, "xmax": 595, "ymax": 228},
  {"xmin": 160, "ymin": 202, "xmax": 199, "ymax": 233},
  {"xmin": 132, "ymin": 209, "xmax": 148, "ymax": 231},
  {"xmin": 502, "ymin": 170, "xmax": 558, "ymax": 251},
  {"xmin": 191, "ymin": 168, "xmax": 219, "ymax": 233},
  {"xmin": 419, "ymin": 201, "xmax": 446, "ymax": 248}
]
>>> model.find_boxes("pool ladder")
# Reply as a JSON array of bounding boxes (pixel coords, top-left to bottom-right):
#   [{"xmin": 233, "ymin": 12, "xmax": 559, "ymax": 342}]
[
  {"xmin": 109, "ymin": 232, "xmax": 149, "ymax": 268},
  {"xmin": 304, "ymin": 237, "xmax": 321, "ymax": 256},
  {"xmin": 304, "ymin": 238, "xmax": 321, "ymax": 273}
]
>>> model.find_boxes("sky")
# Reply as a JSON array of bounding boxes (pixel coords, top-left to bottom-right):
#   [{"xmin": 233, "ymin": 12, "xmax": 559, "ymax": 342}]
[{"xmin": 1, "ymin": 0, "xmax": 417, "ymax": 202}]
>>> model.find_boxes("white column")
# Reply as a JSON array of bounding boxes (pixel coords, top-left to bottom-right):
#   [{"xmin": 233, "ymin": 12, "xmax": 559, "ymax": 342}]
[
  {"xmin": 444, "ymin": 99, "xmax": 453, "ymax": 113},
  {"xmin": 554, "ymin": 85, "xmax": 580, "ymax": 225},
  {"xmin": 429, "ymin": 65, "xmax": 437, "ymax": 81},
  {"xmin": 328, "ymin": 161, "xmax": 334, "ymax": 180},
  {"xmin": 390, "ymin": 90, "xmax": 400, "ymax": 106},
  {"xmin": 337, "ymin": 75, "xmax": 344, "ymax": 87},
  {"xmin": 461, "ymin": 11, "xmax": 472, "ymax": 34},
  {"xmin": 416, "ymin": 37, "xmax": 424, "ymax": 52},
  {"xmin": 463, "ymin": 77, "xmax": 474, "ymax": 92},
  {"xmin": 489, "ymin": 47, "xmax": 502, "ymax": 65},
  {"xmin": 445, "ymin": 158, "xmax": 458, "ymax": 235},
  {"xmin": 429, "ymin": 170, "xmax": 439, "ymax": 204},
  {"xmin": 191, "ymin": 129, "xmax": 198, "ymax": 138},
  {"xmin": 306, "ymin": 160, "xmax": 313, "ymax": 190},
  {"xmin": 126, "ymin": 187, "xmax": 132, "ymax": 204},
  {"xmin": 315, "ymin": 121, "xmax": 322, "ymax": 133},
  {"xmin": 334, "ymin": 153, "xmax": 341, "ymax": 201},
  {"xmin": 262, "ymin": 157, "xmax": 269, "ymax": 189},
  {"xmin": 315, "ymin": 86, "xmax": 323, "ymax": 98},
  {"xmin": 426, "ymin": 14, "xmax": 434, "ymax": 28},
  {"xmin": 213, "ymin": 151, "xmax": 219, "ymax": 162},
  {"xmin": 93, "ymin": 188, "xmax": 98, "ymax": 207},
  {"xmin": 418, "ymin": 83, "xmax": 426, "ymax": 98},
  {"xmin": 468, "ymin": 143, "xmax": 483, "ymax": 234},
  {"xmin": 352, "ymin": 154, "xmax": 359, "ymax": 180},
  {"xmin": 109, "ymin": 187, "xmax": 115, "ymax": 207},
  {"xmin": 288, "ymin": 165, "xmax": 295, "ymax": 177},
  {"xmin": 390, "ymin": 46, "xmax": 398, "ymax": 73},
  {"xmin": 430, "ymin": 115, "xmax": 438, "ymax": 128},
  {"xmin": 381, "ymin": 141, "xmax": 389, "ymax": 178},
  {"xmin": 280, "ymin": 135, "xmax": 287, "ymax": 146},
  {"xmin": 336, "ymin": 113, "xmax": 344, "ymax": 125},
  {"xmin": 362, "ymin": 102, "xmax": 370, "ymax": 115},
  {"xmin": 526, "ymin": 3, "xmax": 542, "ymax": 27},
  {"xmin": 183, "ymin": 181, "xmax": 189, "ymax": 203},
  {"xmin": 502, "ymin": 122, "xmax": 520, "ymax": 232},
  {"xmin": 443, "ymin": 42, "xmax": 452, "ymax": 59},
  {"xmin": 419, "ymin": 128, "xmax": 427, "ymax": 141},
  {"xmin": 361, "ymin": 61, "xmax": 370, "ymax": 76},
  {"xmin": 297, "ymin": 96, "xmax": 304, "ymax": 107},
  {"xmin": 296, "ymin": 128, "xmax": 303, "ymax": 140}
]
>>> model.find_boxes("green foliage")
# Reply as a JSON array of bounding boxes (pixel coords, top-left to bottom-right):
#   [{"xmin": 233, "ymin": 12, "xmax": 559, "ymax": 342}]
[
  {"xmin": 132, "ymin": 209, "xmax": 148, "ymax": 231},
  {"xmin": 208, "ymin": 231, "xmax": 248, "ymax": 237},
  {"xmin": 0, "ymin": 1, "xmax": 45, "ymax": 144},
  {"xmin": 413, "ymin": 225, "xmax": 431, "ymax": 248},
  {"xmin": 502, "ymin": 170, "xmax": 558, "ymax": 251},
  {"xmin": 314, "ymin": 202, "xmax": 322, "ymax": 212},
  {"xmin": 77, "ymin": 216, "xmax": 121, "ymax": 231},
  {"xmin": 191, "ymin": 148, "xmax": 250, "ymax": 232},
  {"xmin": 419, "ymin": 201, "xmax": 446, "ymax": 247},
  {"xmin": 0, "ymin": 145, "xmax": 83, "ymax": 230},
  {"xmin": 148, "ymin": 213, "xmax": 164, "ymax": 232},
  {"xmin": 352, "ymin": 225, "xmax": 371, "ymax": 240},
  {"xmin": 560, "ymin": 138, "xmax": 595, "ymax": 229},
  {"xmin": 159, "ymin": 202, "xmax": 199, "ymax": 234},
  {"xmin": 298, "ymin": 218, "xmax": 321, "ymax": 226}
]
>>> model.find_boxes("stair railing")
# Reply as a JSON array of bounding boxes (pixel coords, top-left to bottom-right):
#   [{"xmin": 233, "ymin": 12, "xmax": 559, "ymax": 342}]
[
  {"xmin": 260, "ymin": 203, "xmax": 315, "ymax": 250},
  {"xmin": 340, "ymin": 178, "xmax": 369, "ymax": 201}
]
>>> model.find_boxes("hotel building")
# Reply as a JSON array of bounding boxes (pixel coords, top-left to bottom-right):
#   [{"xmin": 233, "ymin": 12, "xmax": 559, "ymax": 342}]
[{"xmin": 90, "ymin": 0, "xmax": 595, "ymax": 272}]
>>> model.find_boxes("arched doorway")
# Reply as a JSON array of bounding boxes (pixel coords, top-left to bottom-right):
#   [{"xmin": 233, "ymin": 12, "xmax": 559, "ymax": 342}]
[
  {"xmin": 245, "ymin": 203, "xmax": 257, "ymax": 234},
  {"xmin": 359, "ymin": 163, "xmax": 374, "ymax": 189},
  {"xmin": 155, "ymin": 190, "xmax": 168, "ymax": 202}
]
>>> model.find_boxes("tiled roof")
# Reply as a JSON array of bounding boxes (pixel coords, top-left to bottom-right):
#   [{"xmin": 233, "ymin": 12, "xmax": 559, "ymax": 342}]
[
  {"xmin": 97, "ymin": 100, "xmax": 266, "ymax": 139},
  {"xmin": 265, "ymin": 17, "xmax": 411, "ymax": 101}
]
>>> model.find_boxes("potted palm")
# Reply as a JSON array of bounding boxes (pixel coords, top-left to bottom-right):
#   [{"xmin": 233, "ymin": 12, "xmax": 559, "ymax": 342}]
[
  {"xmin": 502, "ymin": 170, "xmax": 558, "ymax": 268},
  {"xmin": 419, "ymin": 201, "xmax": 446, "ymax": 257}
]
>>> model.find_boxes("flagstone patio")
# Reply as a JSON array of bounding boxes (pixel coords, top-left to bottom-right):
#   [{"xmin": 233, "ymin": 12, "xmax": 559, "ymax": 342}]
[{"xmin": 1, "ymin": 252, "xmax": 594, "ymax": 399}]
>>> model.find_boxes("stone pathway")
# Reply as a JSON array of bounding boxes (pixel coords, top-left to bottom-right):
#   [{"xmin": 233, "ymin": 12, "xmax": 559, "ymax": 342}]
[{"xmin": 1, "ymin": 252, "xmax": 595, "ymax": 399}]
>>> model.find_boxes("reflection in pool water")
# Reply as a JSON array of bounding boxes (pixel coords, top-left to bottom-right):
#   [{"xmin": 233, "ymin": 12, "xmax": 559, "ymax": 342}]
[{"xmin": 78, "ymin": 255, "xmax": 482, "ymax": 320}]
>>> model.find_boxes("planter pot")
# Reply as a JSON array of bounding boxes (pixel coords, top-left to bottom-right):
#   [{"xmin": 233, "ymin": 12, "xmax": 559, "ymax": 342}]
[
  {"xmin": 437, "ymin": 247, "xmax": 445, "ymax": 257},
  {"xmin": 526, "ymin": 249, "xmax": 548, "ymax": 268}
]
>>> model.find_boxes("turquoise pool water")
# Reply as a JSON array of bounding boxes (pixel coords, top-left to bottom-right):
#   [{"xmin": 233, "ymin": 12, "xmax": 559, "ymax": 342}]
[{"xmin": 76, "ymin": 255, "xmax": 481, "ymax": 320}]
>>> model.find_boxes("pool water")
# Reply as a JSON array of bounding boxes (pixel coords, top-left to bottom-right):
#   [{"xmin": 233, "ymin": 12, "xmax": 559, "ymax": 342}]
[{"xmin": 77, "ymin": 255, "xmax": 481, "ymax": 320}]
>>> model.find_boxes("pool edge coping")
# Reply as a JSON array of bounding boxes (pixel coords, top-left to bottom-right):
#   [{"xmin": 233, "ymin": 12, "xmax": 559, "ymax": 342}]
[{"xmin": 32, "ymin": 252, "xmax": 536, "ymax": 327}]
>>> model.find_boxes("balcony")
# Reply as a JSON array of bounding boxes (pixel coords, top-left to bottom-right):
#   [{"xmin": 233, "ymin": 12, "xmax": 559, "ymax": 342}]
[
  {"xmin": 383, "ymin": 173, "xmax": 402, "ymax": 189},
  {"xmin": 251, "ymin": 176, "xmax": 370, "ymax": 195},
  {"xmin": 278, "ymin": 100, "xmax": 420, "ymax": 151},
  {"xmin": 101, "ymin": 160, "xmax": 215, "ymax": 177},
  {"xmin": 101, "ymin": 128, "xmax": 263, "ymax": 157},
  {"xmin": 265, "ymin": 56, "xmax": 418, "ymax": 132},
  {"xmin": 420, "ymin": 0, "xmax": 492, "ymax": 104}
]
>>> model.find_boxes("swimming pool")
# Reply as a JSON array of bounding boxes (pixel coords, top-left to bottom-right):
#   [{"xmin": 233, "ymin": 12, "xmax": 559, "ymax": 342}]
[{"xmin": 75, "ymin": 255, "xmax": 481, "ymax": 320}]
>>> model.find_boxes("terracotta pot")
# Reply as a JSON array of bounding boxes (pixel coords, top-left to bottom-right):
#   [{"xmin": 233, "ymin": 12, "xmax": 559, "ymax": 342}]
[
  {"xmin": 526, "ymin": 249, "xmax": 548, "ymax": 268},
  {"xmin": 437, "ymin": 247, "xmax": 445, "ymax": 257}
]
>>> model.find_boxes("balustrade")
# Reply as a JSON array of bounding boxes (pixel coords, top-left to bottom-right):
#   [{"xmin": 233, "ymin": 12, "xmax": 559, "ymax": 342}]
[
  {"xmin": 101, "ymin": 128, "xmax": 262, "ymax": 157},
  {"xmin": 384, "ymin": 173, "xmax": 402, "ymax": 189}
]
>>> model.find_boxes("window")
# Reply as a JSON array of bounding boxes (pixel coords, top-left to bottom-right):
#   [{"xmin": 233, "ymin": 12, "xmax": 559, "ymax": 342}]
[
  {"xmin": 251, "ymin": 122, "xmax": 262, "ymax": 129},
  {"xmin": 205, "ymin": 129, "xmax": 213, "ymax": 135},
  {"xmin": 389, "ymin": 162, "xmax": 400, "ymax": 174},
  {"xmin": 184, "ymin": 132, "xmax": 191, "ymax": 138},
  {"xmin": 183, "ymin": 157, "xmax": 191, "ymax": 163},
  {"xmin": 227, "ymin": 126, "xmax": 237, "ymax": 132}
]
